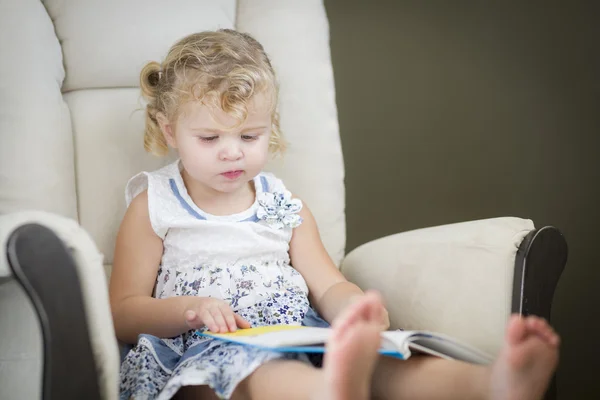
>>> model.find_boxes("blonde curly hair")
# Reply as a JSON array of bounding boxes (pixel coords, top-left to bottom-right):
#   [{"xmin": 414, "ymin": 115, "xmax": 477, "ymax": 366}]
[{"xmin": 139, "ymin": 29, "xmax": 284, "ymax": 156}]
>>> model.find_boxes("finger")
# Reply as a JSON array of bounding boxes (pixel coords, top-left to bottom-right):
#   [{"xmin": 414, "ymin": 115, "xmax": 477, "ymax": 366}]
[
  {"xmin": 372, "ymin": 300, "xmax": 385, "ymax": 323},
  {"xmin": 200, "ymin": 310, "xmax": 219, "ymax": 333},
  {"xmin": 380, "ymin": 312, "xmax": 390, "ymax": 331},
  {"xmin": 216, "ymin": 304, "xmax": 238, "ymax": 332},
  {"xmin": 224, "ymin": 312, "xmax": 238, "ymax": 332},
  {"xmin": 210, "ymin": 308, "xmax": 229, "ymax": 333},
  {"xmin": 234, "ymin": 313, "xmax": 252, "ymax": 329}
]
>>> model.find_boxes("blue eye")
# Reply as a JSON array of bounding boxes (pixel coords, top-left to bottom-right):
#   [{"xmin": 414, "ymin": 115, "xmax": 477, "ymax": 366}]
[{"xmin": 199, "ymin": 136, "xmax": 218, "ymax": 142}]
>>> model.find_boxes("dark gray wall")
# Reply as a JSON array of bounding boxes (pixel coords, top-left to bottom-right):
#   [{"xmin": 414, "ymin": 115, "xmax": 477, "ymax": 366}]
[{"xmin": 324, "ymin": 1, "xmax": 599, "ymax": 398}]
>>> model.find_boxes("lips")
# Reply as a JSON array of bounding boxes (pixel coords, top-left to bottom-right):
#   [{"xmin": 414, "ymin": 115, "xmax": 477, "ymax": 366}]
[{"xmin": 221, "ymin": 170, "xmax": 243, "ymax": 180}]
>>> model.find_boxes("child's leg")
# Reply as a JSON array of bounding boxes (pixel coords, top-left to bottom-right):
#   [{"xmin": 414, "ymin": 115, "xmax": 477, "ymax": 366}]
[
  {"xmin": 371, "ymin": 355, "xmax": 489, "ymax": 399},
  {"xmin": 371, "ymin": 315, "xmax": 560, "ymax": 400},
  {"xmin": 175, "ymin": 384, "xmax": 220, "ymax": 399},
  {"xmin": 236, "ymin": 358, "xmax": 323, "ymax": 399},
  {"xmin": 235, "ymin": 292, "xmax": 384, "ymax": 400},
  {"xmin": 173, "ymin": 360, "xmax": 321, "ymax": 400}
]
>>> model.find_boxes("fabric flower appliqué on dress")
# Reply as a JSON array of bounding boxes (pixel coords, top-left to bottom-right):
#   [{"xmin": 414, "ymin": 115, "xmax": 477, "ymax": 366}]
[{"xmin": 257, "ymin": 190, "xmax": 303, "ymax": 229}]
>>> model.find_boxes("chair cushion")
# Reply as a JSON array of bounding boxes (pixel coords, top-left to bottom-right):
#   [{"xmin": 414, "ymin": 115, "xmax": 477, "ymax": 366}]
[
  {"xmin": 44, "ymin": 0, "xmax": 237, "ymax": 91},
  {"xmin": 44, "ymin": 0, "xmax": 236, "ymax": 263},
  {"xmin": 64, "ymin": 88, "xmax": 174, "ymax": 264},
  {"xmin": 0, "ymin": 0, "xmax": 77, "ymax": 219},
  {"xmin": 3, "ymin": 0, "xmax": 346, "ymax": 267},
  {"xmin": 237, "ymin": 0, "xmax": 346, "ymax": 265}
]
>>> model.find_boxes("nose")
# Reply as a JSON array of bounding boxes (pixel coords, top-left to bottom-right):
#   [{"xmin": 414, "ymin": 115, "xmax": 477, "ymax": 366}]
[{"xmin": 218, "ymin": 138, "xmax": 243, "ymax": 161}]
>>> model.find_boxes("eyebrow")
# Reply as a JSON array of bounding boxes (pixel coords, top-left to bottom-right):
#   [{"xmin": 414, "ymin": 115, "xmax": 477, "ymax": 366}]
[{"xmin": 190, "ymin": 126, "xmax": 269, "ymax": 134}]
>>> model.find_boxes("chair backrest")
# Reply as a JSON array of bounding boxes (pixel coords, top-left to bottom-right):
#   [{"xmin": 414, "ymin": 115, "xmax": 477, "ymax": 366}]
[{"xmin": 0, "ymin": 0, "xmax": 346, "ymax": 268}]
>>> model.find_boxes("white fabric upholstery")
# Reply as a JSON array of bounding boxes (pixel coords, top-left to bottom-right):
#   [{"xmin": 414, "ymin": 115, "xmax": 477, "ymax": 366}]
[
  {"xmin": 44, "ymin": 0, "xmax": 235, "ymax": 264},
  {"xmin": 0, "ymin": 0, "xmax": 538, "ymax": 398},
  {"xmin": 0, "ymin": 0, "xmax": 77, "ymax": 220},
  {"xmin": 0, "ymin": 211, "xmax": 119, "ymax": 400},
  {"xmin": 44, "ymin": 0, "xmax": 237, "ymax": 91},
  {"xmin": 0, "ymin": 281, "xmax": 42, "ymax": 400},
  {"xmin": 65, "ymin": 88, "xmax": 174, "ymax": 264},
  {"xmin": 0, "ymin": 1, "xmax": 345, "ymax": 397},
  {"xmin": 342, "ymin": 217, "xmax": 535, "ymax": 356},
  {"xmin": 237, "ymin": 0, "xmax": 346, "ymax": 266},
  {"xmin": 15, "ymin": 0, "xmax": 347, "ymax": 267}
]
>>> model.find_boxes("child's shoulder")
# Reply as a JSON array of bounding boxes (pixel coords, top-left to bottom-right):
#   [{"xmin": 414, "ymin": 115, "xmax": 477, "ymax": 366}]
[
  {"xmin": 125, "ymin": 187, "xmax": 149, "ymax": 215},
  {"xmin": 125, "ymin": 160, "xmax": 178, "ymax": 206},
  {"xmin": 256, "ymin": 171, "xmax": 288, "ymax": 194}
]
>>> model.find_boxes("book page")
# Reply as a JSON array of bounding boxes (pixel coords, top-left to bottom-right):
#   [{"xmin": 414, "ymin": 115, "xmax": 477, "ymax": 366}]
[
  {"xmin": 380, "ymin": 330, "xmax": 412, "ymax": 357},
  {"xmin": 207, "ymin": 326, "xmax": 332, "ymax": 347},
  {"xmin": 408, "ymin": 334, "xmax": 494, "ymax": 365},
  {"xmin": 202, "ymin": 326, "xmax": 493, "ymax": 364}
]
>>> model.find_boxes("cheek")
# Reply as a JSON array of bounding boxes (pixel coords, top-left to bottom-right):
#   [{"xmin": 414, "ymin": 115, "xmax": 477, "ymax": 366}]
[
  {"xmin": 256, "ymin": 136, "xmax": 271, "ymax": 154},
  {"xmin": 248, "ymin": 140, "xmax": 270, "ymax": 163},
  {"xmin": 178, "ymin": 140, "xmax": 212, "ymax": 169}
]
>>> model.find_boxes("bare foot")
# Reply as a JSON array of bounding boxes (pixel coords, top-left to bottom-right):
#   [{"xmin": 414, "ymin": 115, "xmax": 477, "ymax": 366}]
[
  {"xmin": 490, "ymin": 315, "xmax": 560, "ymax": 400},
  {"xmin": 319, "ymin": 291, "xmax": 384, "ymax": 400}
]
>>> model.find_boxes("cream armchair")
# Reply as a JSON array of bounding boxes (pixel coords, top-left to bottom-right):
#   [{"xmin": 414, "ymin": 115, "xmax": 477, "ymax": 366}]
[{"xmin": 0, "ymin": 1, "xmax": 567, "ymax": 399}]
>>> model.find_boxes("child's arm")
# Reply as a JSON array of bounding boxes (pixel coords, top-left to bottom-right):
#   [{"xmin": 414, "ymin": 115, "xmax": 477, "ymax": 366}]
[
  {"xmin": 289, "ymin": 200, "xmax": 389, "ymax": 329},
  {"xmin": 109, "ymin": 190, "xmax": 195, "ymax": 343},
  {"xmin": 109, "ymin": 191, "xmax": 249, "ymax": 344}
]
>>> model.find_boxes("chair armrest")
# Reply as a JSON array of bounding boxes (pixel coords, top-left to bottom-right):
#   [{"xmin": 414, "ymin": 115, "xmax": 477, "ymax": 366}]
[
  {"xmin": 0, "ymin": 211, "xmax": 119, "ymax": 400},
  {"xmin": 341, "ymin": 217, "xmax": 535, "ymax": 356}
]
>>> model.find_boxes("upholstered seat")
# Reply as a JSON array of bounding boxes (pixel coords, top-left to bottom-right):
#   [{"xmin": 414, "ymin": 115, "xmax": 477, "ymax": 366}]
[{"xmin": 0, "ymin": 1, "xmax": 566, "ymax": 399}]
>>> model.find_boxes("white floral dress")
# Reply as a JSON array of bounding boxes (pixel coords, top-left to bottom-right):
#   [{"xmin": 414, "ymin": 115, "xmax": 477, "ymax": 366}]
[{"xmin": 119, "ymin": 160, "xmax": 329, "ymax": 400}]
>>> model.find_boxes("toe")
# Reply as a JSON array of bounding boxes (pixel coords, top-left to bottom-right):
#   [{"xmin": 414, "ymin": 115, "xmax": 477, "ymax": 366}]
[
  {"xmin": 363, "ymin": 291, "xmax": 384, "ymax": 323},
  {"xmin": 332, "ymin": 294, "xmax": 379, "ymax": 339},
  {"xmin": 526, "ymin": 317, "xmax": 559, "ymax": 345},
  {"xmin": 506, "ymin": 315, "xmax": 527, "ymax": 345}
]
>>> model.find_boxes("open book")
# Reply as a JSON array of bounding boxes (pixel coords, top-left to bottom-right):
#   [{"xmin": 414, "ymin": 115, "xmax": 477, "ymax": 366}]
[{"xmin": 199, "ymin": 325, "xmax": 494, "ymax": 365}]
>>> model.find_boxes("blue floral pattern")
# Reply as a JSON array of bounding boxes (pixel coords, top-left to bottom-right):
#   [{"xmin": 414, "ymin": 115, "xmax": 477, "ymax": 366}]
[
  {"xmin": 156, "ymin": 260, "xmax": 309, "ymax": 312},
  {"xmin": 120, "ymin": 337, "xmax": 173, "ymax": 399},
  {"xmin": 120, "ymin": 290, "xmax": 317, "ymax": 400},
  {"xmin": 257, "ymin": 190, "xmax": 303, "ymax": 229},
  {"xmin": 120, "ymin": 169, "xmax": 315, "ymax": 399}
]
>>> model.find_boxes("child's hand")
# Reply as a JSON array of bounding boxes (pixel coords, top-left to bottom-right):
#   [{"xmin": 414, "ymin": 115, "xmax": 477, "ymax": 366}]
[
  {"xmin": 184, "ymin": 297, "xmax": 251, "ymax": 333},
  {"xmin": 380, "ymin": 307, "xmax": 390, "ymax": 331}
]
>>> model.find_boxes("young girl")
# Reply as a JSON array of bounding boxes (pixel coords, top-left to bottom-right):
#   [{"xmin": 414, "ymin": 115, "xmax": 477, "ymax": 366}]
[{"xmin": 110, "ymin": 29, "xmax": 560, "ymax": 400}]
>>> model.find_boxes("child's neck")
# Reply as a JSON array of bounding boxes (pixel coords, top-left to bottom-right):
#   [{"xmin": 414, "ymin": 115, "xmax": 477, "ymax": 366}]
[{"xmin": 181, "ymin": 169, "xmax": 256, "ymax": 216}]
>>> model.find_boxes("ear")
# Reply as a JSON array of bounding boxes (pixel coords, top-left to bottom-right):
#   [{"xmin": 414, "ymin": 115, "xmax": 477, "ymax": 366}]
[{"xmin": 156, "ymin": 112, "xmax": 177, "ymax": 149}]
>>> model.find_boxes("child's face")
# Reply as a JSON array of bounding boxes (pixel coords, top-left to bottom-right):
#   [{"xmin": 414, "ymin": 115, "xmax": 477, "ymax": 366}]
[{"xmin": 164, "ymin": 94, "xmax": 272, "ymax": 194}]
